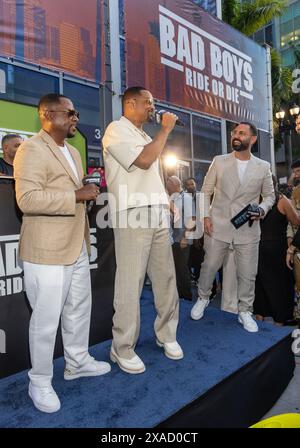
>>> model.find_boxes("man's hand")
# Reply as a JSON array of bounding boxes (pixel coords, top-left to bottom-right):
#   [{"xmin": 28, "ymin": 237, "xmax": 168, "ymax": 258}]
[
  {"xmin": 286, "ymin": 251, "xmax": 294, "ymax": 270},
  {"xmin": 204, "ymin": 217, "xmax": 213, "ymax": 236},
  {"xmin": 249, "ymin": 207, "xmax": 265, "ymax": 221},
  {"xmin": 75, "ymin": 184, "xmax": 99, "ymax": 203},
  {"xmin": 161, "ymin": 112, "xmax": 178, "ymax": 133},
  {"xmin": 180, "ymin": 237, "xmax": 188, "ymax": 249}
]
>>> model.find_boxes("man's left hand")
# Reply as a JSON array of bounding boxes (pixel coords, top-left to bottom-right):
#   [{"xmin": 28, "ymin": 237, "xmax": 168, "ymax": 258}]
[{"xmin": 249, "ymin": 207, "xmax": 265, "ymax": 221}]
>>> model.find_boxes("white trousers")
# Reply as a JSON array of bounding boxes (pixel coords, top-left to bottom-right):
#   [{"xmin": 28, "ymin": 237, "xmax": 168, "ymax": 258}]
[{"xmin": 23, "ymin": 243, "xmax": 92, "ymax": 387}]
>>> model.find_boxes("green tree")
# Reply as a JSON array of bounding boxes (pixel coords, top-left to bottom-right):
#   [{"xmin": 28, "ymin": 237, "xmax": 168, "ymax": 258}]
[
  {"xmin": 222, "ymin": 0, "xmax": 291, "ymax": 146},
  {"xmin": 222, "ymin": 0, "xmax": 287, "ymax": 36}
]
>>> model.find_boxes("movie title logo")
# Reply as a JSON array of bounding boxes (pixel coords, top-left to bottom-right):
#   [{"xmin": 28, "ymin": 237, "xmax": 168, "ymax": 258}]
[{"xmin": 159, "ymin": 5, "xmax": 254, "ymax": 104}]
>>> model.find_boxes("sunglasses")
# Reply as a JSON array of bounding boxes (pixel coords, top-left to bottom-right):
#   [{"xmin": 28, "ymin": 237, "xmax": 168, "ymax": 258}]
[{"xmin": 47, "ymin": 109, "xmax": 80, "ymax": 119}]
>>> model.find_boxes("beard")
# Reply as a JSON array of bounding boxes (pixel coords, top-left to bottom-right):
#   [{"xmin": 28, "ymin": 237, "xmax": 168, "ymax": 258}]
[
  {"xmin": 231, "ymin": 139, "xmax": 249, "ymax": 152},
  {"xmin": 293, "ymin": 178, "xmax": 300, "ymax": 187}
]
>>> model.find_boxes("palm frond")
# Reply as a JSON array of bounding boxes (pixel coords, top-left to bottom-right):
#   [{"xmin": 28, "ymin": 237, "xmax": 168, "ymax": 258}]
[{"xmin": 232, "ymin": 0, "xmax": 287, "ymax": 36}]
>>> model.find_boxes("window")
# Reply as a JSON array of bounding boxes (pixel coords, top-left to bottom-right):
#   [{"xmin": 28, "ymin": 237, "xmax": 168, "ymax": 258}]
[
  {"xmin": 193, "ymin": 115, "xmax": 222, "ymax": 160},
  {"xmin": 281, "ymin": 48, "xmax": 295, "ymax": 67},
  {"xmin": 193, "ymin": 161, "xmax": 211, "ymax": 189},
  {"xmin": 265, "ymin": 24, "xmax": 274, "ymax": 47},
  {"xmin": 0, "ymin": 62, "xmax": 59, "ymax": 105},
  {"xmin": 293, "ymin": 1, "xmax": 300, "ymax": 18},
  {"xmin": 63, "ymin": 80, "xmax": 102, "ymax": 150}
]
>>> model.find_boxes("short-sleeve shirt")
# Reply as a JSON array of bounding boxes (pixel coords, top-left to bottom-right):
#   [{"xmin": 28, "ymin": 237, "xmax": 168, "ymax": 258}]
[
  {"xmin": 0, "ymin": 158, "xmax": 14, "ymax": 176},
  {"xmin": 102, "ymin": 116, "xmax": 169, "ymax": 213}
]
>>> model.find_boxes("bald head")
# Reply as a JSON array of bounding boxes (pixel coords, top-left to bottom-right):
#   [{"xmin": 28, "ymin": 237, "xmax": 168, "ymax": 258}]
[{"xmin": 166, "ymin": 176, "xmax": 182, "ymax": 195}]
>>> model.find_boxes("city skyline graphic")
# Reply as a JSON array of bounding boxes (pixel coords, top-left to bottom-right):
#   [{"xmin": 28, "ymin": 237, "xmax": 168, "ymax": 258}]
[{"xmin": 0, "ymin": 0, "xmax": 104, "ymax": 82}]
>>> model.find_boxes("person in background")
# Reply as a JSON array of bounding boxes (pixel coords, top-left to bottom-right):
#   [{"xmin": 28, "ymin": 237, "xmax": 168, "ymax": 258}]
[
  {"xmin": 184, "ymin": 177, "xmax": 203, "ymax": 285},
  {"xmin": 0, "ymin": 134, "xmax": 23, "ymax": 177},
  {"xmin": 167, "ymin": 176, "xmax": 193, "ymax": 300},
  {"xmin": 254, "ymin": 176, "xmax": 300, "ymax": 325}
]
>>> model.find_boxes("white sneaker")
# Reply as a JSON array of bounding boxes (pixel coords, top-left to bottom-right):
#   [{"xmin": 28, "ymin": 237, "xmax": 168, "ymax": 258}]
[
  {"xmin": 238, "ymin": 311, "xmax": 258, "ymax": 333},
  {"xmin": 64, "ymin": 357, "xmax": 111, "ymax": 380},
  {"xmin": 156, "ymin": 340, "xmax": 184, "ymax": 360},
  {"xmin": 110, "ymin": 346, "xmax": 145, "ymax": 374},
  {"xmin": 28, "ymin": 382, "xmax": 61, "ymax": 413},
  {"xmin": 191, "ymin": 298, "xmax": 209, "ymax": 320}
]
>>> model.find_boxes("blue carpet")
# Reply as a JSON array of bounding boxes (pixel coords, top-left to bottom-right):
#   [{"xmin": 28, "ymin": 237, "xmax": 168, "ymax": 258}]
[{"xmin": 0, "ymin": 289, "xmax": 292, "ymax": 428}]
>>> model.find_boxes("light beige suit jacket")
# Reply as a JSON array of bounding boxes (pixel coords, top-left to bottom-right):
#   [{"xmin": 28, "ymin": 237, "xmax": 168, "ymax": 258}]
[
  {"xmin": 14, "ymin": 129, "xmax": 90, "ymax": 265},
  {"xmin": 202, "ymin": 152, "xmax": 275, "ymax": 244}
]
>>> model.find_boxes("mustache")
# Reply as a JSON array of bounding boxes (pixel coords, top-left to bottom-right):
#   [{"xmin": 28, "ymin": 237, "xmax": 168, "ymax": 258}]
[{"xmin": 232, "ymin": 139, "xmax": 242, "ymax": 145}]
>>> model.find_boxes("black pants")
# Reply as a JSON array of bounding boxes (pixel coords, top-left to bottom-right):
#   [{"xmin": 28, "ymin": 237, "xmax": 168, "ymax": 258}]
[{"xmin": 172, "ymin": 243, "xmax": 192, "ymax": 300}]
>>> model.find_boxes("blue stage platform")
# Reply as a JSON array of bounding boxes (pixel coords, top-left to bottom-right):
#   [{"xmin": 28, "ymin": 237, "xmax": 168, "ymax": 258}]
[{"xmin": 0, "ymin": 289, "xmax": 294, "ymax": 428}]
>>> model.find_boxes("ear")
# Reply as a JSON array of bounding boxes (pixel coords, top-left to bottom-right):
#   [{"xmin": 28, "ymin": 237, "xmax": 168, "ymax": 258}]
[{"xmin": 251, "ymin": 135, "xmax": 257, "ymax": 145}]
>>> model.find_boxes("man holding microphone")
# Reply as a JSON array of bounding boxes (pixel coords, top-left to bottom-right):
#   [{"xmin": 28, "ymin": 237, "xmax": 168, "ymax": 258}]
[
  {"xmin": 103, "ymin": 86, "xmax": 183, "ymax": 374},
  {"xmin": 14, "ymin": 93, "xmax": 111, "ymax": 414}
]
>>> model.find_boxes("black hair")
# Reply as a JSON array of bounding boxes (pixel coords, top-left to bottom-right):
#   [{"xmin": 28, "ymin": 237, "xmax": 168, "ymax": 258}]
[
  {"xmin": 1, "ymin": 133, "xmax": 22, "ymax": 147},
  {"xmin": 291, "ymin": 159, "xmax": 300, "ymax": 169},
  {"xmin": 122, "ymin": 86, "xmax": 147, "ymax": 108},
  {"xmin": 38, "ymin": 93, "xmax": 69, "ymax": 112},
  {"xmin": 234, "ymin": 121, "xmax": 258, "ymax": 137}
]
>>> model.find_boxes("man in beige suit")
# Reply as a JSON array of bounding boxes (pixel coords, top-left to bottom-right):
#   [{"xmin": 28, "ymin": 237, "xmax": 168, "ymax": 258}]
[
  {"xmin": 14, "ymin": 94, "xmax": 111, "ymax": 414},
  {"xmin": 191, "ymin": 122, "xmax": 275, "ymax": 332},
  {"xmin": 103, "ymin": 86, "xmax": 183, "ymax": 374}
]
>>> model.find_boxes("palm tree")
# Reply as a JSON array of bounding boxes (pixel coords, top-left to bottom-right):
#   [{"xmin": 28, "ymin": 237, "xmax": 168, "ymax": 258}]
[
  {"xmin": 222, "ymin": 0, "xmax": 291, "ymax": 140},
  {"xmin": 222, "ymin": 0, "xmax": 287, "ymax": 36}
]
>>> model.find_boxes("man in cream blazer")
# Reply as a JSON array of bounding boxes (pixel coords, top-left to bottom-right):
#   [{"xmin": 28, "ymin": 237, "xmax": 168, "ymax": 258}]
[
  {"xmin": 14, "ymin": 94, "xmax": 110, "ymax": 414},
  {"xmin": 191, "ymin": 122, "xmax": 275, "ymax": 332}
]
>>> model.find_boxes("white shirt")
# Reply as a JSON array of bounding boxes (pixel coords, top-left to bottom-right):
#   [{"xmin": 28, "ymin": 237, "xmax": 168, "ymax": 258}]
[
  {"xmin": 236, "ymin": 159, "xmax": 249, "ymax": 184},
  {"xmin": 58, "ymin": 144, "xmax": 79, "ymax": 181},
  {"xmin": 102, "ymin": 116, "xmax": 169, "ymax": 213}
]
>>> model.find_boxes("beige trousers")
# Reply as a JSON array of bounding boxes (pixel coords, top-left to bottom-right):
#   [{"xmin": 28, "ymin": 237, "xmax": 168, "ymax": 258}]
[
  {"xmin": 112, "ymin": 206, "xmax": 179, "ymax": 359},
  {"xmin": 198, "ymin": 235, "xmax": 259, "ymax": 313}
]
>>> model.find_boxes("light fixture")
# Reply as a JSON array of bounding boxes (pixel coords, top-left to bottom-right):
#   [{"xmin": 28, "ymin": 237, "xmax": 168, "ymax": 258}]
[
  {"xmin": 164, "ymin": 154, "xmax": 178, "ymax": 168},
  {"xmin": 289, "ymin": 103, "xmax": 300, "ymax": 117},
  {"xmin": 276, "ymin": 109, "xmax": 285, "ymax": 120}
]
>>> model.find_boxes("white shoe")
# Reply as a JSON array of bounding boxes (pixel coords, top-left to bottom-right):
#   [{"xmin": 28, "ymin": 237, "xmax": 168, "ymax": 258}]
[
  {"xmin": 156, "ymin": 340, "xmax": 184, "ymax": 360},
  {"xmin": 28, "ymin": 382, "xmax": 61, "ymax": 413},
  {"xmin": 110, "ymin": 346, "xmax": 145, "ymax": 374},
  {"xmin": 238, "ymin": 311, "xmax": 258, "ymax": 333},
  {"xmin": 191, "ymin": 298, "xmax": 209, "ymax": 320},
  {"xmin": 64, "ymin": 357, "xmax": 111, "ymax": 380}
]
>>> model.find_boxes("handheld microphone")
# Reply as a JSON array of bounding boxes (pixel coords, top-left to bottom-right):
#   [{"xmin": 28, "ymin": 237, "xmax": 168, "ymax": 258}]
[
  {"xmin": 82, "ymin": 171, "xmax": 101, "ymax": 213},
  {"xmin": 153, "ymin": 109, "xmax": 185, "ymax": 127}
]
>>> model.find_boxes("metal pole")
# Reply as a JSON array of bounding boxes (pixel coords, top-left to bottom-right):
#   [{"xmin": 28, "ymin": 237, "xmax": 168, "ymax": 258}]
[
  {"xmin": 265, "ymin": 45, "xmax": 276, "ymax": 175},
  {"xmin": 284, "ymin": 130, "xmax": 293, "ymax": 175}
]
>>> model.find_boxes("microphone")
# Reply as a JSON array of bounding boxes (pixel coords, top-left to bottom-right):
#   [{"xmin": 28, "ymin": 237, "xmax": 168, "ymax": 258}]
[
  {"xmin": 82, "ymin": 171, "xmax": 101, "ymax": 213},
  {"xmin": 153, "ymin": 109, "xmax": 185, "ymax": 127}
]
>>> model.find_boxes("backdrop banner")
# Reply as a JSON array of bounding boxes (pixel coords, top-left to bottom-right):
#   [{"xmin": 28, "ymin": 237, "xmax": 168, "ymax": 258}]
[
  {"xmin": 0, "ymin": 0, "xmax": 105, "ymax": 82},
  {"xmin": 124, "ymin": 0, "xmax": 269, "ymax": 131}
]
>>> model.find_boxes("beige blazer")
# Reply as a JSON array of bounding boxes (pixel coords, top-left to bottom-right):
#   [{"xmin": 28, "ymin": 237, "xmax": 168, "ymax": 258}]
[
  {"xmin": 14, "ymin": 129, "xmax": 90, "ymax": 265},
  {"xmin": 202, "ymin": 152, "xmax": 275, "ymax": 244}
]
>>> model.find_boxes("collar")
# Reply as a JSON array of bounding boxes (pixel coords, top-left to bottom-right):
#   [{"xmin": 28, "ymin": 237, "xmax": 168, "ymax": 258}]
[{"xmin": 120, "ymin": 116, "xmax": 149, "ymax": 139}]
